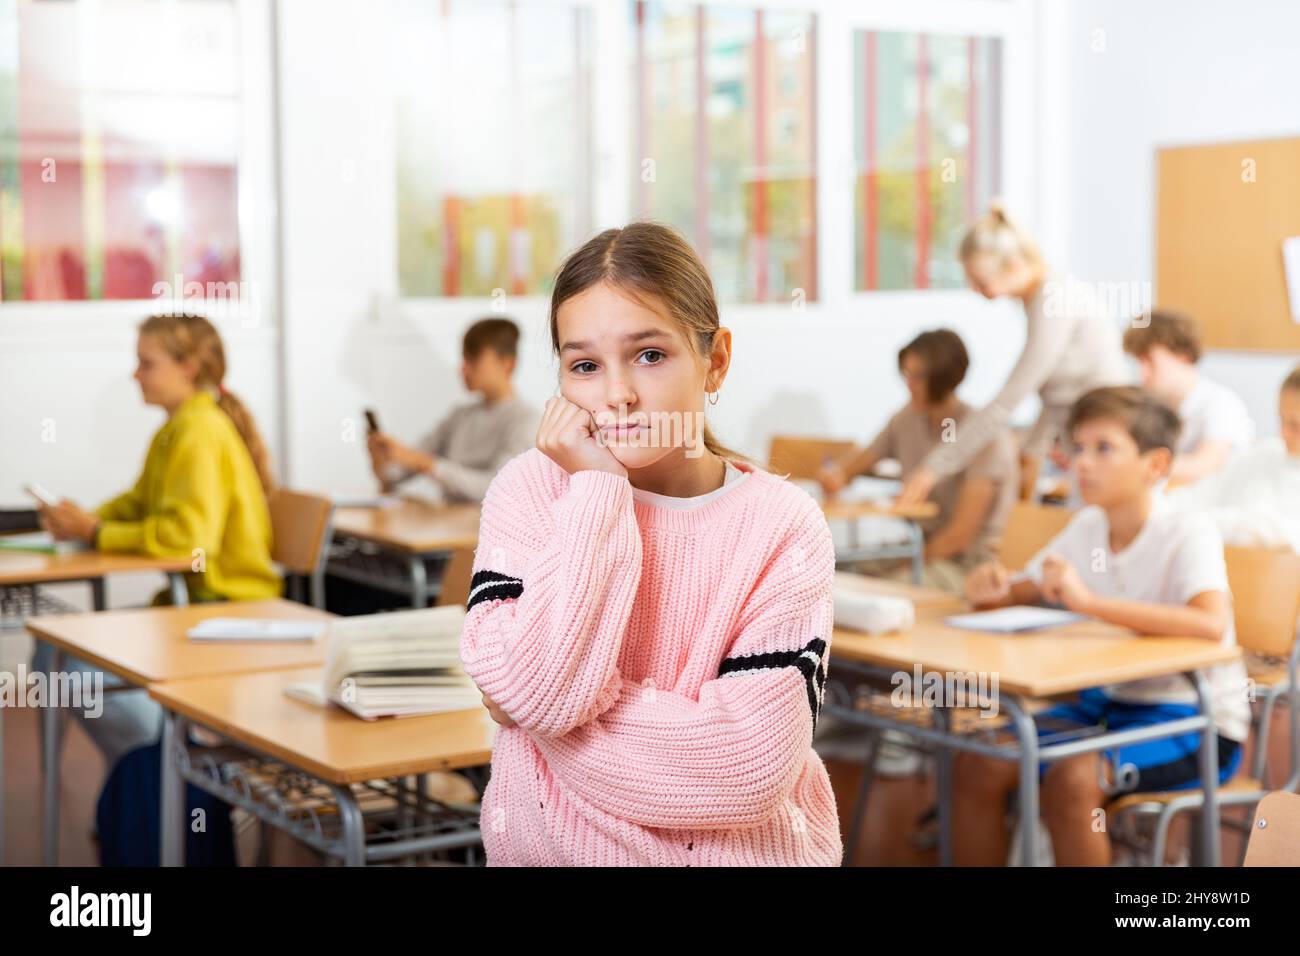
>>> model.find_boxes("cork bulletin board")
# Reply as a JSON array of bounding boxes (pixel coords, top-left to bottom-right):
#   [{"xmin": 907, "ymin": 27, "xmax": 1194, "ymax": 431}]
[{"xmin": 1156, "ymin": 136, "xmax": 1300, "ymax": 352}]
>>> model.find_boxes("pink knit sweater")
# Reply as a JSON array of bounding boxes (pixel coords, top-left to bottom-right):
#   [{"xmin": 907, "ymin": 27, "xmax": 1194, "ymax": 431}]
[{"xmin": 460, "ymin": 448, "xmax": 842, "ymax": 866}]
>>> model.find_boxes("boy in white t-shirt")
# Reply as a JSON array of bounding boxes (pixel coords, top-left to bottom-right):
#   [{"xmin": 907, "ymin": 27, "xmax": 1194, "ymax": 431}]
[
  {"xmin": 953, "ymin": 386, "xmax": 1249, "ymax": 867},
  {"xmin": 1123, "ymin": 310, "xmax": 1252, "ymax": 486},
  {"xmin": 1169, "ymin": 365, "xmax": 1300, "ymax": 552}
]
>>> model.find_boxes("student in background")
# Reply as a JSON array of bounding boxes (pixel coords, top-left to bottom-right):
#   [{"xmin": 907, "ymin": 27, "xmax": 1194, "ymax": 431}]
[
  {"xmin": 955, "ymin": 387, "xmax": 1248, "ymax": 866},
  {"xmin": 37, "ymin": 312, "xmax": 280, "ymax": 768},
  {"xmin": 460, "ymin": 222, "xmax": 841, "ymax": 866},
  {"xmin": 818, "ymin": 329, "xmax": 1018, "ymax": 592},
  {"xmin": 1123, "ymin": 310, "xmax": 1252, "ymax": 486},
  {"xmin": 40, "ymin": 312, "xmax": 280, "ymax": 603},
  {"xmin": 367, "ymin": 317, "xmax": 537, "ymax": 504},
  {"xmin": 896, "ymin": 204, "xmax": 1127, "ymax": 507},
  {"xmin": 1170, "ymin": 365, "xmax": 1300, "ymax": 551}
]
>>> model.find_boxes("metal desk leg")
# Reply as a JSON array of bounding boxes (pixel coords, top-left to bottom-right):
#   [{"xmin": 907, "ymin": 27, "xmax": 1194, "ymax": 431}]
[
  {"xmin": 1003, "ymin": 695, "xmax": 1040, "ymax": 867},
  {"xmin": 843, "ymin": 730, "xmax": 880, "ymax": 865},
  {"xmin": 168, "ymin": 572, "xmax": 189, "ymax": 607},
  {"xmin": 42, "ymin": 646, "xmax": 66, "ymax": 866},
  {"xmin": 1192, "ymin": 670, "xmax": 1220, "ymax": 867},
  {"xmin": 329, "ymin": 783, "xmax": 366, "ymax": 866},
  {"xmin": 90, "ymin": 577, "xmax": 107, "ymax": 611},
  {"xmin": 907, "ymin": 521, "xmax": 925, "ymax": 586},
  {"xmin": 409, "ymin": 555, "xmax": 428, "ymax": 609},
  {"xmin": 933, "ymin": 707, "xmax": 954, "ymax": 867},
  {"xmin": 160, "ymin": 711, "xmax": 186, "ymax": 866}
]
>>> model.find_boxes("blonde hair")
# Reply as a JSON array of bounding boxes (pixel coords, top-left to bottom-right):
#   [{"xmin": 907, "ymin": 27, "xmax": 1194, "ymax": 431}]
[
  {"xmin": 548, "ymin": 221, "xmax": 751, "ymax": 464},
  {"xmin": 959, "ymin": 201, "xmax": 1044, "ymax": 270},
  {"xmin": 139, "ymin": 313, "xmax": 277, "ymax": 495}
]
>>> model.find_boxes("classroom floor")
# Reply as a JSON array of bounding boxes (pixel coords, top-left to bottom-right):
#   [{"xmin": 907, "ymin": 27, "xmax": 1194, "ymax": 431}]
[{"xmin": 4, "ymin": 705, "xmax": 105, "ymax": 866}]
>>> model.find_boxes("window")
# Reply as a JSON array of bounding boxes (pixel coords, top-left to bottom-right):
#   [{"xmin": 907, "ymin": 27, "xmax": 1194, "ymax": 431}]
[
  {"xmin": 394, "ymin": 0, "xmax": 594, "ymax": 298},
  {"xmin": 631, "ymin": 1, "xmax": 817, "ymax": 304},
  {"xmin": 854, "ymin": 30, "xmax": 1001, "ymax": 291},
  {"xmin": 0, "ymin": 0, "xmax": 241, "ymax": 302}
]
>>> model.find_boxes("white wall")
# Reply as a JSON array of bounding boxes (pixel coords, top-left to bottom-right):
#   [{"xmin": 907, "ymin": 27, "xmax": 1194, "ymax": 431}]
[
  {"xmin": 1063, "ymin": 0, "xmax": 1300, "ymax": 437},
  {"xmin": 277, "ymin": 0, "xmax": 1046, "ymax": 491}
]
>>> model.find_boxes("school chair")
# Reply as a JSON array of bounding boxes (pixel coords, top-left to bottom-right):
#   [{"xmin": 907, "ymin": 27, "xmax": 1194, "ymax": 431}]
[
  {"xmin": 269, "ymin": 489, "xmax": 334, "ymax": 609},
  {"xmin": 1107, "ymin": 546, "xmax": 1300, "ymax": 866},
  {"xmin": 1243, "ymin": 791, "xmax": 1300, "ymax": 866},
  {"xmin": 768, "ymin": 435, "xmax": 859, "ymax": 482},
  {"xmin": 436, "ymin": 548, "xmax": 474, "ymax": 608},
  {"xmin": 997, "ymin": 501, "xmax": 1074, "ymax": 572}
]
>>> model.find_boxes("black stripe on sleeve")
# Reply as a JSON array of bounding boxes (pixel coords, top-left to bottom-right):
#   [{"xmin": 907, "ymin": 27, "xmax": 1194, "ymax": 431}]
[
  {"xmin": 717, "ymin": 637, "xmax": 828, "ymax": 730},
  {"xmin": 466, "ymin": 570, "xmax": 524, "ymax": 613}
]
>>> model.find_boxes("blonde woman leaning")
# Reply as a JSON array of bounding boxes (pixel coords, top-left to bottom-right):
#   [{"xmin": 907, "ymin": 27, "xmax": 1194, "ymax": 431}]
[{"xmin": 896, "ymin": 205, "xmax": 1127, "ymax": 506}]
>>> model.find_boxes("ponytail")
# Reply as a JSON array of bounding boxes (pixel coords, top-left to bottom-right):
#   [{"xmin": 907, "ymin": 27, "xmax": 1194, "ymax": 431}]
[
  {"xmin": 139, "ymin": 313, "xmax": 277, "ymax": 496},
  {"xmin": 215, "ymin": 389, "xmax": 277, "ymax": 496},
  {"xmin": 959, "ymin": 201, "xmax": 1044, "ymax": 270}
]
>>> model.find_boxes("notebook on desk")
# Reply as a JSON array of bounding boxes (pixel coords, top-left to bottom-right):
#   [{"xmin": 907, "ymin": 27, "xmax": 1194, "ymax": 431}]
[
  {"xmin": 0, "ymin": 531, "xmax": 89, "ymax": 555},
  {"xmin": 187, "ymin": 618, "xmax": 328, "ymax": 643},
  {"xmin": 944, "ymin": 606, "xmax": 1087, "ymax": 633}
]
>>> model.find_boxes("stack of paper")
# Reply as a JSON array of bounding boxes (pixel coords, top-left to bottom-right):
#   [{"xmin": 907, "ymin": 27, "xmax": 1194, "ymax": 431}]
[
  {"xmin": 833, "ymin": 583, "xmax": 915, "ymax": 634},
  {"xmin": 286, "ymin": 605, "xmax": 479, "ymax": 720},
  {"xmin": 187, "ymin": 618, "xmax": 327, "ymax": 643},
  {"xmin": 944, "ymin": 606, "xmax": 1087, "ymax": 633}
]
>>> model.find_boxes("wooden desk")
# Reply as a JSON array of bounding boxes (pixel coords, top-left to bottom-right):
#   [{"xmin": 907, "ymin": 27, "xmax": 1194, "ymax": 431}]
[
  {"xmin": 27, "ymin": 599, "xmax": 332, "ymax": 686},
  {"xmin": 821, "ymin": 497, "xmax": 938, "ymax": 523},
  {"xmin": 832, "ymin": 599, "xmax": 1241, "ymax": 699},
  {"xmin": 27, "ymin": 598, "xmax": 332, "ymax": 866},
  {"xmin": 150, "ymin": 668, "xmax": 496, "ymax": 865},
  {"xmin": 0, "ymin": 547, "xmax": 191, "ymax": 607},
  {"xmin": 834, "ymin": 570, "xmax": 963, "ymax": 611},
  {"xmin": 826, "ymin": 579, "xmax": 1239, "ymax": 867},
  {"xmin": 818, "ymin": 495, "xmax": 937, "ymax": 586},
  {"xmin": 151, "ymin": 667, "xmax": 495, "ymax": 784},
  {"xmin": 329, "ymin": 499, "xmax": 481, "ymax": 607},
  {"xmin": 331, "ymin": 499, "xmax": 480, "ymax": 554}
]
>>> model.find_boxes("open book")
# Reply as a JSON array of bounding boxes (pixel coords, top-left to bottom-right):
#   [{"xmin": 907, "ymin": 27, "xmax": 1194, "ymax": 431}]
[{"xmin": 285, "ymin": 605, "xmax": 481, "ymax": 720}]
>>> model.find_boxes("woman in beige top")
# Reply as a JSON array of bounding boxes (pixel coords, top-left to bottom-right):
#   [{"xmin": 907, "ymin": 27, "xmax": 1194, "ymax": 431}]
[{"xmin": 895, "ymin": 205, "xmax": 1127, "ymax": 506}]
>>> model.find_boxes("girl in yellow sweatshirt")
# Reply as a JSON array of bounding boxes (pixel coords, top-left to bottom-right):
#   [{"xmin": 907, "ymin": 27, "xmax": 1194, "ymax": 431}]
[
  {"xmin": 37, "ymin": 314, "xmax": 281, "ymax": 769},
  {"xmin": 41, "ymin": 313, "xmax": 281, "ymax": 603}
]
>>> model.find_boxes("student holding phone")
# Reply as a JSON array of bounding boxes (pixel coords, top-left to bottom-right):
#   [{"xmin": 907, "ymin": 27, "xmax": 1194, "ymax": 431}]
[
  {"xmin": 459, "ymin": 222, "xmax": 841, "ymax": 866},
  {"xmin": 39, "ymin": 312, "xmax": 279, "ymax": 602},
  {"xmin": 35, "ymin": 312, "xmax": 280, "ymax": 767},
  {"xmin": 366, "ymin": 317, "xmax": 537, "ymax": 504}
]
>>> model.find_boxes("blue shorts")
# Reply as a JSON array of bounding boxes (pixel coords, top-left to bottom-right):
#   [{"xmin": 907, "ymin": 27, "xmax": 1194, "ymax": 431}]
[{"xmin": 1032, "ymin": 688, "xmax": 1242, "ymax": 793}]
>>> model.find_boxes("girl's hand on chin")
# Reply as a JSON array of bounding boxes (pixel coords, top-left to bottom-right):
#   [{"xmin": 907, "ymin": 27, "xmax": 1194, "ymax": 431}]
[{"xmin": 536, "ymin": 396, "xmax": 628, "ymax": 478}]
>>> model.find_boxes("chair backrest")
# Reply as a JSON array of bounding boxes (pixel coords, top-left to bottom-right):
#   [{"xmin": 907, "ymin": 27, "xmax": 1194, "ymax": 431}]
[
  {"xmin": 768, "ymin": 435, "xmax": 858, "ymax": 482},
  {"xmin": 437, "ymin": 548, "xmax": 475, "ymax": 608},
  {"xmin": 268, "ymin": 489, "xmax": 334, "ymax": 577},
  {"xmin": 1224, "ymin": 546, "xmax": 1300, "ymax": 658},
  {"xmin": 1244, "ymin": 790, "xmax": 1300, "ymax": 866},
  {"xmin": 998, "ymin": 502, "xmax": 1074, "ymax": 571}
]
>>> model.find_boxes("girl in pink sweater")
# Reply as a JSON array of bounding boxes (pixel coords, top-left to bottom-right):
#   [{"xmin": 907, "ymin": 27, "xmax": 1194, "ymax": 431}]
[{"xmin": 459, "ymin": 222, "xmax": 842, "ymax": 866}]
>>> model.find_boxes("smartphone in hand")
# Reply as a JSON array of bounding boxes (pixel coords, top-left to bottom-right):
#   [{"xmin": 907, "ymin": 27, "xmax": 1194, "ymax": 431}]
[{"xmin": 24, "ymin": 482, "xmax": 60, "ymax": 509}]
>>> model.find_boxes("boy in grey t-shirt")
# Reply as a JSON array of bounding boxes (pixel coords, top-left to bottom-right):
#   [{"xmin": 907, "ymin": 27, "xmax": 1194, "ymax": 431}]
[{"xmin": 368, "ymin": 317, "xmax": 538, "ymax": 504}]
